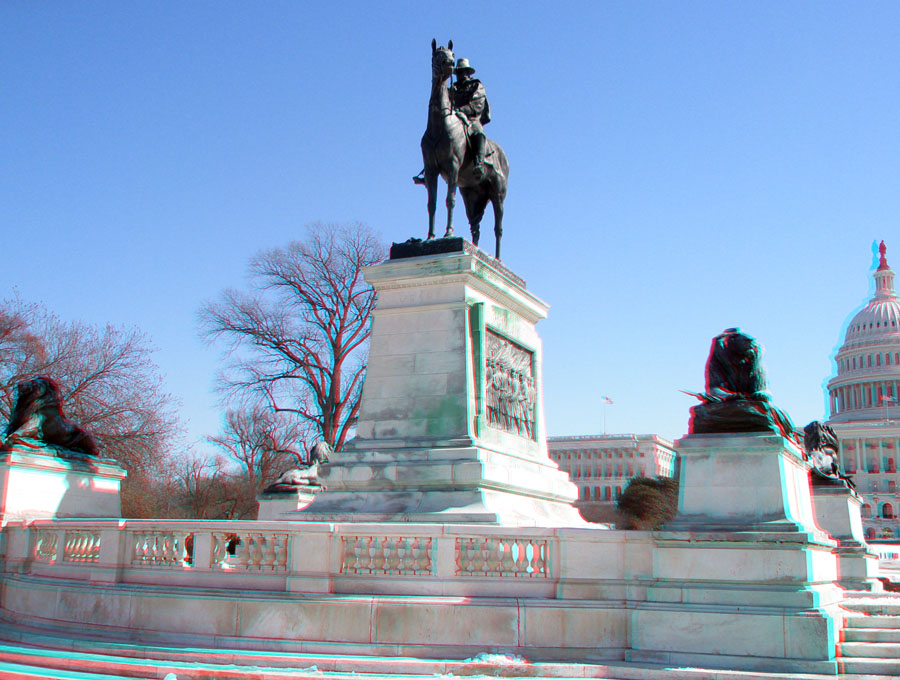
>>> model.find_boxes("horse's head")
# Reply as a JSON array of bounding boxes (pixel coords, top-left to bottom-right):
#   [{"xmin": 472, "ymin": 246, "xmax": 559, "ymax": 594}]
[{"xmin": 431, "ymin": 38, "xmax": 454, "ymax": 82}]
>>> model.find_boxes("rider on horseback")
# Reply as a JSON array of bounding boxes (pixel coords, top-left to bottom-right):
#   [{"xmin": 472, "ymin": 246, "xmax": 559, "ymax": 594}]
[
  {"xmin": 449, "ymin": 58, "xmax": 490, "ymax": 179},
  {"xmin": 414, "ymin": 57, "xmax": 492, "ymax": 184}
]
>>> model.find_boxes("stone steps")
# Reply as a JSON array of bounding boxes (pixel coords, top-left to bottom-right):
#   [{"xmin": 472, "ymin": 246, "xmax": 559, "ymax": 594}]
[
  {"xmin": 844, "ymin": 613, "xmax": 900, "ymax": 629},
  {"xmin": 0, "ymin": 658, "xmax": 154, "ymax": 680},
  {"xmin": 843, "ymin": 626, "xmax": 900, "ymax": 642},
  {"xmin": 0, "ymin": 620, "xmax": 845, "ymax": 680},
  {"xmin": 840, "ymin": 641, "xmax": 900, "ymax": 657},
  {"xmin": 839, "ymin": 593, "xmax": 900, "ymax": 676}
]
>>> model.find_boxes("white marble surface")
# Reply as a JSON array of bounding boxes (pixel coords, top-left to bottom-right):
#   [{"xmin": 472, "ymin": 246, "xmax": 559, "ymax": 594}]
[
  {"xmin": 256, "ymin": 487, "xmax": 320, "ymax": 520},
  {"xmin": 299, "ymin": 250, "xmax": 584, "ymax": 525},
  {"xmin": 0, "ymin": 446, "xmax": 125, "ymax": 524}
]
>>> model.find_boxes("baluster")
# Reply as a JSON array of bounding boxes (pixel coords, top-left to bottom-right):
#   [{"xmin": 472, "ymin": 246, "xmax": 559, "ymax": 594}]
[
  {"xmin": 264, "ymin": 534, "xmax": 278, "ymax": 568},
  {"xmin": 276, "ymin": 535, "xmax": 289, "ymax": 570},
  {"xmin": 245, "ymin": 535, "xmax": 260, "ymax": 569},
  {"xmin": 472, "ymin": 537, "xmax": 486, "ymax": 574},
  {"xmin": 484, "ymin": 537, "xmax": 502, "ymax": 574},
  {"xmin": 499, "ymin": 540, "xmax": 515, "ymax": 574},
  {"xmin": 369, "ymin": 536, "xmax": 384, "ymax": 572},
  {"xmin": 532, "ymin": 541, "xmax": 547, "ymax": 576},
  {"xmin": 212, "ymin": 533, "xmax": 227, "ymax": 567},
  {"xmin": 352, "ymin": 536, "xmax": 365, "ymax": 572},
  {"xmin": 458, "ymin": 538, "xmax": 470, "ymax": 574},
  {"xmin": 385, "ymin": 536, "xmax": 398, "ymax": 572},
  {"xmin": 514, "ymin": 540, "xmax": 528, "ymax": 576},
  {"xmin": 73, "ymin": 533, "xmax": 84, "ymax": 560},
  {"xmin": 413, "ymin": 537, "xmax": 426, "ymax": 574},
  {"xmin": 396, "ymin": 537, "xmax": 409, "ymax": 573}
]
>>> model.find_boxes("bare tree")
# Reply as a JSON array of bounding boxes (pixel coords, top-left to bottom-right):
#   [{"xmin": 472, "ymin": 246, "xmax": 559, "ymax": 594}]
[
  {"xmin": 200, "ymin": 223, "xmax": 385, "ymax": 451},
  {"xmin": 169, "ymin": 453, "xmax": 231, "ymax": 519},
  {"xmin": 0, "ymin": 296, "xmax": 181, "ymax": 517},
  {"xmin": 203, "ymin": 407, "xmax": 305, "ymax": 518}
]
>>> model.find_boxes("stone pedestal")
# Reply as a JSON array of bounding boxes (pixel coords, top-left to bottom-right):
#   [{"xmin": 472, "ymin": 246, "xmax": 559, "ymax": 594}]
[
  {"xmin": 0, "ymin": 445, "xmax": 125, "ymax": 524},
  {"xmin": 668, "ymin": 433, "xmax": 823, "ymax": 533},
  {"xmin": 298, "ymin": 241, "xmax": 584, "ymax": 526},
  {"xmin": 811, "ymin": 483, "xmax": 881, "ymax": 590},
  {"xmin": 630, "ymin": 434, "xmax": 844, "ymax": 673},
  {"xmin": 256, "ymin": 486, "xmax": 321, "ymax": 520}
]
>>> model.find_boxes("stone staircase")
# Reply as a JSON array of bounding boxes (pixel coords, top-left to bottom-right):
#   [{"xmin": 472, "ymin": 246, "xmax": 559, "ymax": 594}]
[
  {"xmin": 7, "ymin": 608, "xmax": 900, "ymax": 680},
  {"xmin": 839, "ymin": 591, "xmax": 900, "ymax": 677}
]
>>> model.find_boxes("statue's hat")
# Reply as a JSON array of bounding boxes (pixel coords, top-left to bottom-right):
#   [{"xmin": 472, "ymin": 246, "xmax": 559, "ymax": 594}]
[{"xmin": 454, "ymin": 58, "xmax": 475, "ymax": 74}]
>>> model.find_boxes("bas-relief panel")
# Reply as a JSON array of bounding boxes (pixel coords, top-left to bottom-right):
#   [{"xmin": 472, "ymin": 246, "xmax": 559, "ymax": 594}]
[{"xmin": 485, "ymin": 330, "xmax": 537, "ymax": 440}]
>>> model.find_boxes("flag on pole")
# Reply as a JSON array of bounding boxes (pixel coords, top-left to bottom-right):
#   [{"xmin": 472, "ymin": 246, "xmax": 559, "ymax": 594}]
[{"xmin": 600, "ymin": 396, "xmax": 614, "ymax": 405}]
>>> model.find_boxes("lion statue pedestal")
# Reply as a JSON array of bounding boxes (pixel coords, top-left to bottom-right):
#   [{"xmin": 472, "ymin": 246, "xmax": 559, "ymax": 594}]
[
  {"xmin": 0, "ymin": 443, "xmax": 126, "ymax": 524},
  {"xmin": 0, "ymin": 378, "xmax": 126, "ymax": 524}
]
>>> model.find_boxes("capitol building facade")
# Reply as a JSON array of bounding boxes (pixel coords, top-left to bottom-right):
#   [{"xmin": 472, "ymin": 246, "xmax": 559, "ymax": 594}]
[
  {"xmin": 547, "ymin": 434, "xmax": 677, "ymax": 523},
  {"xmin": 828, "ymin": 242, "xmax": 900, "ymax": 539}
]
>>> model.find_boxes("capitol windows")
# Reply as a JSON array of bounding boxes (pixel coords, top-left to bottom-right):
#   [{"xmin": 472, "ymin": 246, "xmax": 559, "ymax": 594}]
[
  {"xmin": 866, "ymin": 527, "xmax": 877, "ymax": 540},
  {"xmin": 861, "ymin": 503, "xmax": 872, "ymax": 518},
  {"xmin": 890, "ymin": 481, "xmax": 897, "ymax": 493},
  {"xmin": 604, "ymin": 487, "xmax": 612, "ymax": 501},
  {"xmin": 883, "ymin": 503, "xmax": 894, "ymax": 520}
]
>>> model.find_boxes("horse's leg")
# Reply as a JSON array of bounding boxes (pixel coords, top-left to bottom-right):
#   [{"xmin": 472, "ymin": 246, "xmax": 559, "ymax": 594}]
[
  {"xmin": 470, "ymin": 191, "xmax": 489, "ymax": 248},
  {"xmin": 444, "ymin": 173, "xmax": 458, "ymax": 238},
  {"xmin": 426, "ymin": 172, "xmax": 438, "ymax": 240},
  {"xmin": 491, "ymin": 194, "xmax": 504, "ymax": 260}
]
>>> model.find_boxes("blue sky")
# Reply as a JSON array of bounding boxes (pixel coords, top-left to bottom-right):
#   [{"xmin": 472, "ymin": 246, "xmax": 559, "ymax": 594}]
[{"xmin": 3, "ymin": 3, "xmax": 900, "ymax": 452}]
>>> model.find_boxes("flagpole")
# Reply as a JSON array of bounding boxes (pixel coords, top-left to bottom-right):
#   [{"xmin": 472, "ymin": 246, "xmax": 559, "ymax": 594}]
[{"xmin": 600, "ymin": 396, "xmax": 613, "ymax": 434}]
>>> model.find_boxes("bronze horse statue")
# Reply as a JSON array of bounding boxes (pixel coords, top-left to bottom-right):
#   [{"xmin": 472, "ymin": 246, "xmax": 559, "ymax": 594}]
[{"xmin": 420, "ymin": 40, "xmax": 509, "ymax": 260}]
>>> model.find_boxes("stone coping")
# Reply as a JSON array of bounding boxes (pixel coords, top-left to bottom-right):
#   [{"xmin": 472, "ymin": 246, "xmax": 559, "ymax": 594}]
[{"xmin": 0, "ymin": 446, "xmax": 126, "ymax": 478}]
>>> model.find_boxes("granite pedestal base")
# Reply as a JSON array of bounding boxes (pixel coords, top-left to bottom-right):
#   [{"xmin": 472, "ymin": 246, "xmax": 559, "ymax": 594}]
[
  {"xmin": 297, "ymin": 244, "xmax": 584, "ymax": 526},
  {"xmin": 297, "ymin": 442, "xmax": 582, "ymax": 525},
  {"xmin": 811, "ymin": 483, "xmax": 881, "ymax": 590},
  {"xmin": 626, "ymin": 433, "xmax": 845, "ymax": 671},
  {"xmin": 0, "ymin": 445, "xmax": 125, "ymax": 524},
  {"xmin": 668, "ymin": 433, "xmax": 825, "ymax": 534},
  {"xmin": 256, "ymin": 486, "xmax": 321, "ymax": 521}
]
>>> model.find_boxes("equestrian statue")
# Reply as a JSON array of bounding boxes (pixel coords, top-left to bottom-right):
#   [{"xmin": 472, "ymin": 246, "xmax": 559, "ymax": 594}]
[{"xmin": 414, "ymin": 40, "xmax": 509, "ymax": 260}]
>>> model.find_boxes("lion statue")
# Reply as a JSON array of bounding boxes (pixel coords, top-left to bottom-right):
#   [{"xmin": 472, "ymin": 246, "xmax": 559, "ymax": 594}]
[
  {"xmin": 261, "ymin": 440, "xmax": 332, "ymax": 494},
  {"xmin": 688, "ymin": 329, "xmax": 797, "ymax": 440},
  {"xmin": 2, "ymin": 377, "xmax": 99, "ymax": 456},
  {"xmin": 704, "ymin": 328, "xmax": 769, "ymax": 402},
  {"xmin": 803, "ymin": 420, "xmax": 854, "ymax": 488}
]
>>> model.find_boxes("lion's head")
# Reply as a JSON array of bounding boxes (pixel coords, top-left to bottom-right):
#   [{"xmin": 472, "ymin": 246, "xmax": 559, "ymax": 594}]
[{"xmin": 705, "ymin": 328, "xmax": 768, "ymax": 399}]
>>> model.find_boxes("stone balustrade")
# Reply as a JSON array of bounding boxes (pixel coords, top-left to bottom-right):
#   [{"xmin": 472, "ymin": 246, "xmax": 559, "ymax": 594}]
[{"xmin": 2, "ymin": 519, "xmax": 647, "ymax": 597}]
